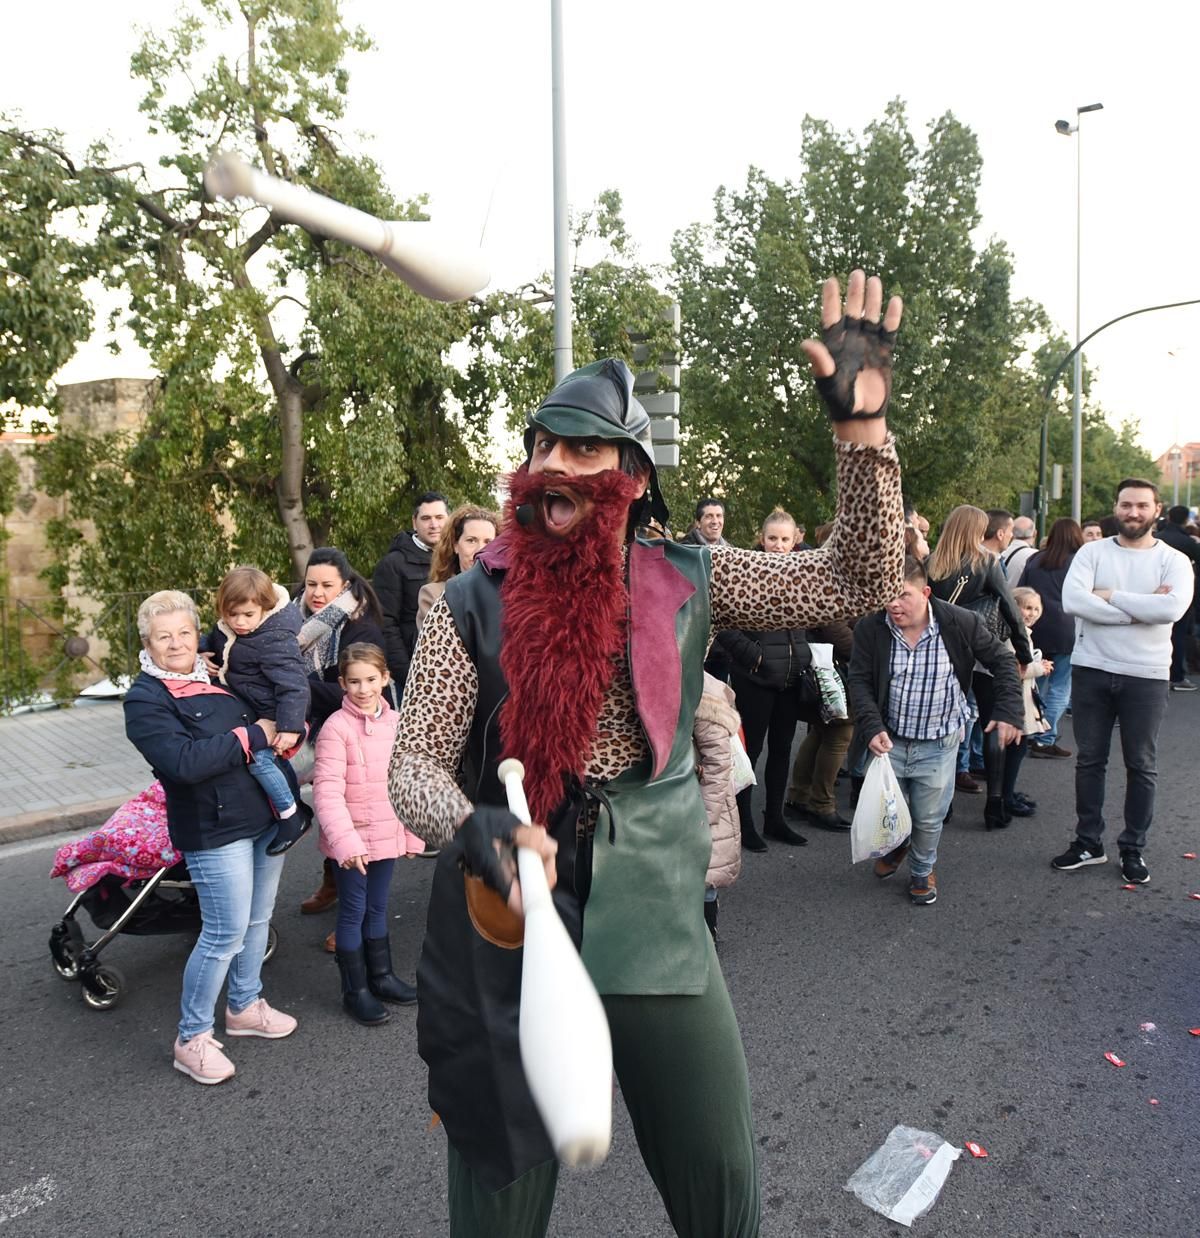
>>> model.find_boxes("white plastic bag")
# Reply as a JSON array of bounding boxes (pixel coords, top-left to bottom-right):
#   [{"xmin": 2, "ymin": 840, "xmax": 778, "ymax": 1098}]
[
  {"xmin": 728, "ymin": 732, "xmax": 756, "ymax": 795},
  {"xmin": 850, "ymin": 753, "xmax": 912, "ymax": 864},
  {"xmin": 845, "ymin": 1124, "xmax": 962, "ymax": 1227},
  {"xmin": 809, "ymin": 642, "xmax": 848, "ymax": 721}
]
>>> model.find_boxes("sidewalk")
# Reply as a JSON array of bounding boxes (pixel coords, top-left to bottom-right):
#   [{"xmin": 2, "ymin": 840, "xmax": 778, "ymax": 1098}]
[{"xmin": 0, "ymin": 701, "xmax": 152, "ymax": 843}]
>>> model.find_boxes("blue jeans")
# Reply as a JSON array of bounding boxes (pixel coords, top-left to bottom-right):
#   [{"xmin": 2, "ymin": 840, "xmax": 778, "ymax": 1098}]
[
  {"xmin": 179, "ymin": 829, "xmax": 285, "ymax": 1040},
  {"xmin": 956, "ymin": 693, "xmax": 979, "ymax": 773},
  {"xmin": 333, "ymin": 858, "xmax": 396, "ymax": 952},
  {"xmin": 888, "ymin": 731, "xmax": 960, "ymax": 878},
  {"xmin": 247, "ymin": 748, "xmax": 296, "ymax": 815},
  {"xmin": 1032, "ymin": 653, "xmax": 1072, "ymax": 747},
  {"xmin": 1072, "ymin": 665, "xmax": 1168, "ymax": 852}
]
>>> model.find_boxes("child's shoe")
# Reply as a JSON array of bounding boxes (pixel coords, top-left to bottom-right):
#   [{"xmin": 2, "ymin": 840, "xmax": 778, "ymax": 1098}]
[
  {"xmin": 173, "ymin": 1031, "xmax": 235, "ymax": 1085},
  {"xmin": 266, "ymin": 801, "xmax": 313, "ymax": 856}
]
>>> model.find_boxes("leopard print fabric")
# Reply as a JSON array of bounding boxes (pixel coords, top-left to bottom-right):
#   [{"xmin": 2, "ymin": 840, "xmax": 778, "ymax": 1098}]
[{"xmin": 389, "ymin": 435, "xmax": 903, "ymax": 844}]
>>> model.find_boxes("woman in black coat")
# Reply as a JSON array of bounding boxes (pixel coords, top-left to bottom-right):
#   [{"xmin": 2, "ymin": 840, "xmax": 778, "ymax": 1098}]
[
  {"xmin": 714, "ymin": 509, "xmax": 814, "ymax": 852},
  {"xmin": 295, "ymin": 547, "xmax": 401, "ymax": 921},
  {"xmin": 927, "ymin": 505, "xmax": 1033, "ymax": 831},
  {"xmin": 124, "ymin": 590, "xmax": 298, "ymax": 1086}
]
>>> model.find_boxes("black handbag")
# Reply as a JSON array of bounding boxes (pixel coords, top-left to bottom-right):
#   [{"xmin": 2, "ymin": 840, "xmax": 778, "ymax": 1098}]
[{"xmin": 946, "ymin": 575, "xmax": 1010, "ymax": 643}]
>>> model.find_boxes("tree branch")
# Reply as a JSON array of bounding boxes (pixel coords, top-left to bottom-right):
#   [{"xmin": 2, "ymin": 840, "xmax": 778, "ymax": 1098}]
[{"xmin": 242, "ymin": 213, "xmax": 284, "ymax": 261}]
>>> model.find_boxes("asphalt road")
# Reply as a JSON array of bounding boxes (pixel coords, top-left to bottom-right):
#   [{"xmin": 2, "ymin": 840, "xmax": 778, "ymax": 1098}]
[{"xmin": 3, "ymin": 694, "xmax": 1198, "ymax": 1237}]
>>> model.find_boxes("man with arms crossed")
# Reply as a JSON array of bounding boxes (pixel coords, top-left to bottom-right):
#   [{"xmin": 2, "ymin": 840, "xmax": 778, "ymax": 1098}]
[{"xmin": 1052, "ymin": 479, "xmax": 1195, "ymax": 883}]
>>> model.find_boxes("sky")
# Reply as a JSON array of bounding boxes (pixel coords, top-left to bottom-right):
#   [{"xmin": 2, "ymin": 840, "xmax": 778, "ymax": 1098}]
[{"xmin": 6, "ymin": 0, "xmax": 1199, "ymax": 464}]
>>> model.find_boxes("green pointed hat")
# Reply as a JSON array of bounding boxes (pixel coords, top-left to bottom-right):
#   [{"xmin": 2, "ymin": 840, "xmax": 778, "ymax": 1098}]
[{"xmin": 523, "ymin": 358, "xmax": 668, "ymax": 525}]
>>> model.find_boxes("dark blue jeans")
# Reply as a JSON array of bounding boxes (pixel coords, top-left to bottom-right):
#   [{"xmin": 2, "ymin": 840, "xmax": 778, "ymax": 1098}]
[
  {"xmin": 333, "ymin": 858, "xmax": 396, "ymax": 952},
  {"xmin": 1072, "ymin": 666, "xmax": 1168, "ymax": 852}
]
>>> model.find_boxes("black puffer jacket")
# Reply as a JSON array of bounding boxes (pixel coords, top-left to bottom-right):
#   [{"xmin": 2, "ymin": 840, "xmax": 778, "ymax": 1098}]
[
  {"xmin": 204, "ymin": 585, "xmax": 309, "ymax": 735},
  {"xmin": 715, "ymin": 624, "xmax": 811, "ymax": 692},
  {"xmin": 928, "ymin": 554, "xmax": 1033, "ymax": 664},
  {"xmin": 371, "ymin": 530, "xmax": 432, "ymax": 687}
]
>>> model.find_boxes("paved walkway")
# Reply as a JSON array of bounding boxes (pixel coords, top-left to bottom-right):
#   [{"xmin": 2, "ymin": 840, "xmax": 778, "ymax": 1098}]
[{"xmin": 0, "ymin": 701, "xmax": 151, "ymax": 841}]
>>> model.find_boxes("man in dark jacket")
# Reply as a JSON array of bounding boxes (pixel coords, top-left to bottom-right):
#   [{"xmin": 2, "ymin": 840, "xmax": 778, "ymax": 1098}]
[
  {"xmin": 372, "ymin": 491, "xmax": 448, "ymax": 691},
  {"xmin": 1155, "ymin": 505, "xmax": 1200, "ymax": 689},
  {"xmin": 850, "ymin": 556, "xmax": 1023, "ymax": 905}
]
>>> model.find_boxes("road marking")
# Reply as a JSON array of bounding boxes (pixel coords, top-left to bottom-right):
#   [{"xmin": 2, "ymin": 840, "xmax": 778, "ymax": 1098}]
[{"xmin": 0, "ymin": 1176, "xmax": 56, "ymax": 1225}]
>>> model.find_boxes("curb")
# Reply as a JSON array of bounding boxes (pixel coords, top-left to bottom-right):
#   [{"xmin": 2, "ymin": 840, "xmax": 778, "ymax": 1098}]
[{"xmin": 0, "ymin": 797, "xmax": 129, "ymax": 847}]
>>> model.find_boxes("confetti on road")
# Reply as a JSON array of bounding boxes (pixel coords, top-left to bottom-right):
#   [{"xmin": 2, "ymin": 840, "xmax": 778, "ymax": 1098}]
[
  {"xmin": 1189, "ymin": 894, "xmax": 1200, "ymax": 901},
  {"xmin": 1183, "ymin": 853, "xmax": 1196, "ymax": 859},
  {"xmin": 1139, "ymin": 1022, "xmax": 1156, "ymax": 1032},
  {"xmin": 1121, "ymin": 884, "xmax": 1139, "ymax": 891},
  {"xmin": 1150, "ymin": 1099, "xmax": 1159, "ymax": 1106},
  {"xmin": 1189, "ymin": 1028, "xmax": 1200, "ymax": 1037},
  {"xmin": 1104, "ymin": 1052, "xmax": 1126, "ymax": 1067},
  {"xmin": 964, "ymin": 1141, "xmax": 988, "ymax": 1158}
]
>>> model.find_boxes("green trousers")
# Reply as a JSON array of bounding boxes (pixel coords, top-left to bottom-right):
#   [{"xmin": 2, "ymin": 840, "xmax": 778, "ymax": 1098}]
[{"xmin": 446, "ymin": 939, "xmax": 760, "ymax": 1238}]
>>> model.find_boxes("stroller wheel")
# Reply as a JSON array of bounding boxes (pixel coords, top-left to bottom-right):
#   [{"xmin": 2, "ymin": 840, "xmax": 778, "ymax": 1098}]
[
  {"xmin": 263, "ymin": 924, "xmax": 279, "ymax": 964},
  {"xmin": 81, "ymin": 963, "xmax": 125, "ymax": 1011},
  {"xmin": 50, "ymin": 925, "xmax": 79, "ymax": 980}
]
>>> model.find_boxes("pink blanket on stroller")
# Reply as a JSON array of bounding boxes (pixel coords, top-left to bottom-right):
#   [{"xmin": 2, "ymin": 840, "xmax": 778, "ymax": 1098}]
[{"xmin": 50, "ymin": 783, "xmax": 182, "ymax": 893}]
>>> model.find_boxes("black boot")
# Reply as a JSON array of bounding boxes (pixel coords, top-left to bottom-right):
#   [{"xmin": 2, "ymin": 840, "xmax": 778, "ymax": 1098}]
[
  {"xmin": 850, "ymin": 774, "xmax": 864, "ymax": 810},
  {"xmin": 763, "ymin": 813, "xmax": 808, "ymax": 846},
  {"xmin": 703, "ymin": 898, "xmax": 719, "ymax": 945},
  {"xmin": 737, "ymin": 788, "xmax": 768, "ymax": 852},
  {"xmin": 983, "ymin": 796, "xmax": 1009, "ymax": 831},
  {"xmin": 363, "ymin": 935, "xmax": 417, "ymax": 1005},
  {"xmin": 336, "ymin": 946, "xmax": 390, "ymax": 1025},
  {"xmin": 982, "ymin": 729, "xmax": 1008, "ymax": 830},
  {"xmin": 266, "ymin": 800, "xmax": 314, "ymax": 856}
]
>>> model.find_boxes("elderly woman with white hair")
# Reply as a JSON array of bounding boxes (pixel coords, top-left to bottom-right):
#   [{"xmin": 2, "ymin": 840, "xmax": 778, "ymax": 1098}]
[{"xmin": 124, "ymin": 590, "xmax": 299, "ymax": 1085}]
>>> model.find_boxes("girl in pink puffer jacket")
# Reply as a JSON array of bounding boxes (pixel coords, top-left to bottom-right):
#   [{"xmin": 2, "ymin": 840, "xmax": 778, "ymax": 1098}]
[{"xmin": 314, "ymin": 643, "xmax": 424, "ymax": 1026}]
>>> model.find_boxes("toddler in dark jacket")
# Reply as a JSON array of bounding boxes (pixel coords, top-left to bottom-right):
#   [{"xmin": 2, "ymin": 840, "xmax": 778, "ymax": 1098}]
[{"xmin": 207, "ymin": 567, "xmax": 311, "ymax": 855}]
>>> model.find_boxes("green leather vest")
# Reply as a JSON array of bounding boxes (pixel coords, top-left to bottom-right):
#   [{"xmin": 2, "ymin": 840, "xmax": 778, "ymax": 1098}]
[{"xmin": 444, "ymin": 536, "xmax": 713, "ymax": 995}]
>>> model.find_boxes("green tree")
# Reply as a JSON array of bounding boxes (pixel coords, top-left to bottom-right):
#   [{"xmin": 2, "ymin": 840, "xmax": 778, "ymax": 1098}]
[
  {"xmin": 6, "ymin": 0, "xmax": 493, "ymax": 596},
  {"xmin": 669, "ymin": 102, "xmax": 1053, "ymax": 543}
]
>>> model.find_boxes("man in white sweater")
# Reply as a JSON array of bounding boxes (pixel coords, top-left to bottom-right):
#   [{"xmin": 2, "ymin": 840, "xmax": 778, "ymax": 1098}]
[{"xmin": 1052, "ymin": 478, "xmax": 1195, "ymax": 884}]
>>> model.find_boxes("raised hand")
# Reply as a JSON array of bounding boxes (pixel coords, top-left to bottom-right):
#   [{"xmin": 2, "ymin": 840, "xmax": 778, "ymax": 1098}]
[{"xmin": 801, "ymin": 270, "xmax": 903, "ymax": 442}]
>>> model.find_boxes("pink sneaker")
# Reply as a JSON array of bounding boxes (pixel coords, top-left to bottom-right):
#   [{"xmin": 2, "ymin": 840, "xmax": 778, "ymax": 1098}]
[
  {"xmin": 224, "ymin": 998, "xmax": 298, "ymax": 1039},
  {"xmin": 173, "ymin": 1032, "xmax": 236, "ymax": 1085}
]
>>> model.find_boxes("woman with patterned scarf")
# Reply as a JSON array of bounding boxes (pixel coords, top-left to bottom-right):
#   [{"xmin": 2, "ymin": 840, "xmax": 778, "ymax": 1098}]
[{"xmin": 294, "ymin": 546, "xmax": 398, "ymax": 923}]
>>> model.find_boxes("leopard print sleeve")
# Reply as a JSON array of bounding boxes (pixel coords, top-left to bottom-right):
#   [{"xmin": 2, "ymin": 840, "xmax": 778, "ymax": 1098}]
[
  {"xmin": 388, "ymin": 595, "xmax": 475, "ymax": 846},
  {"xmin": 710, "ymin": 433, "xmax": 904, "ymax": 631}
]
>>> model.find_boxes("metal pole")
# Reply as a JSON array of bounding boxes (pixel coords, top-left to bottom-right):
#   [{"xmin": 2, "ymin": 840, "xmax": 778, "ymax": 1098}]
[
  {"xmin": 1071, "ymin": 124, "xmax": 1083, "ymax": 523},
  {"xmin": 550, "ymin": 0, "xmax": 573, "ymax": 383},
  {"xmin": 1173, "ymin": 452, "xmax": 1182, "ymax": 505}
]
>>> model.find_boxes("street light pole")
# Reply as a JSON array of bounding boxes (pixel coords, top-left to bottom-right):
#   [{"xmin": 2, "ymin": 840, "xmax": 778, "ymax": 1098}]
[
  {"xmin": 1056, "ymin": 102, "xmax": 1103, "ymax": 523},
  {"xmin": 550, "ymin": 0, "xmax": 572, "ymax": 383}
]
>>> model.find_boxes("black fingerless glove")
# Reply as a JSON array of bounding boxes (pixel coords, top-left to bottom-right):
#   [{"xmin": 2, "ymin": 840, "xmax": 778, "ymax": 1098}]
[
  {"xmin": 814, "ymin": 316, "xmax": 897, "ymax": 422},
  {"xmin": 458, "ymin": 805, "xmax": 523, "ymax": 900}
]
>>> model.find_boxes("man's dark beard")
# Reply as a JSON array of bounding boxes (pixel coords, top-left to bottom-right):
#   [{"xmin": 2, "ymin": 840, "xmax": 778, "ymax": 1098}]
[
  {"xmin": 497, "ymin": 464, "xmax": 645, "ymax": 823},
  {"xmin": 1116, "ymin": 515, "xmax": 1154, "ymax": 540}
]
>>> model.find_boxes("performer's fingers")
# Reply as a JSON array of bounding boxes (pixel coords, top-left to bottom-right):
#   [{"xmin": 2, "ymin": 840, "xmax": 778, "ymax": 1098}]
[
  {"xmin": 844, "ymin": 269, "xmax": 866, "ymax": 320},
  {"xmin": 863, "ymin": 275, "xmax": 883, "ymax": 323},
  {"xmin": 801, "ymin": 339, "xmax": 836, "ymax": 378},
  {"xmin": 883, "ymin": 294, "xmax": 903, "ymax": 332},
  {"xmin": 820, "ymin": 275, "xmax": 842, "ymax": 328}
]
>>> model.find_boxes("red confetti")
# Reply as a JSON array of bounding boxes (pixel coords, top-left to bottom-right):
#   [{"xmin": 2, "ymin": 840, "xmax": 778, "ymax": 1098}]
[
  {"xmin": 1190, "ymin": 894, "xmax": 1200, "ymax": 901},
  {"xmin": 1150, "ymin": 1099, "xmax": 1160, "ymax": 1106},
  {"xmin": 1121, "ymin": 883, "xmax": 1139, "ymax": 891},
  {"xmin": 1183, "ymin": 853, "xmax": 1196, "ymax": 860},
  {"xmin": 1189, "ymin": 1028, "xmax": 1200, "ymax": 1037},
  {"xmin": 964, "ymin": 1141, "xmax": 988, "ymax": 1159},
  {"xmin": 1104, "ymin": 1052, "xmax": 1126, "ymax": 1067}
]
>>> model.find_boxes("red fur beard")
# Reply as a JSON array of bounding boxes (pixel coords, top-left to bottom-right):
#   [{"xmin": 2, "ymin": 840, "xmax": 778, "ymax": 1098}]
[{"xmin": 498, "ymin": 464, "xmax": 646, "ymax": 823}]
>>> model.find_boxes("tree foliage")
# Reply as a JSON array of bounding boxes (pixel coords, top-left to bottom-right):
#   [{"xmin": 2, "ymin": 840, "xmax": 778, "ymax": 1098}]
[{"xmin": 8, "ymin": 0, "xmax": 495, "ymax": 596}]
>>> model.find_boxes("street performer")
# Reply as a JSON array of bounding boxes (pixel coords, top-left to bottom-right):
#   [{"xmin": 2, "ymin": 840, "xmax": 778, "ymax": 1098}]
[{"xmin": 389, "ymin": 271, "xmax": 905, "ymax": 1237}]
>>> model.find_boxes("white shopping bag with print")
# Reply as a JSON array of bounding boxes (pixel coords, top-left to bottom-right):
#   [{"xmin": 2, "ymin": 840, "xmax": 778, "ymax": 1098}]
[{"xmin": 850, "ymin": 753, "xmax": 912, "ymax": 864}]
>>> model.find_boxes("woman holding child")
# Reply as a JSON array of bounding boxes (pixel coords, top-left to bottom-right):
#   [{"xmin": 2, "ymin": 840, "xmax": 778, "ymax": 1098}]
[{"xmin": 124, "ymin": 589, "xmax": 300, "ymax": 1086}]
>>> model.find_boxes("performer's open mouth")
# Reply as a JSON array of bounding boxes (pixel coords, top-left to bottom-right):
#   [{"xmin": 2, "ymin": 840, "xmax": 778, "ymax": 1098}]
[{"xmin": 543, "ymin": 489, "xmax": 581, "ymax": 532}]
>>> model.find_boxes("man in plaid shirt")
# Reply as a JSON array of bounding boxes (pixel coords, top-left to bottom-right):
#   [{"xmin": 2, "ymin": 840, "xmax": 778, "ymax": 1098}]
[{"xmin": 849, "ymin": 557, "xmax": 1023, "ymax": 904}]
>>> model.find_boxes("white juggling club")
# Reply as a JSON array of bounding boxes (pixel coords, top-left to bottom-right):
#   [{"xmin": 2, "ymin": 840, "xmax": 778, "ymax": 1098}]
[
  {"xmin": 496, "ymin": 758, "xmax": 613, "ymax": 1168},
  {"xmin": 203, "ymin": 152, "xmax": 490, "ymax": 302}
]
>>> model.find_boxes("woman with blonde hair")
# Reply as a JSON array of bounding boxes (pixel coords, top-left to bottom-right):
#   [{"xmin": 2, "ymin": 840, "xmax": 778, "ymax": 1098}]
[
  {"xmin": 416, "ymin": 504, "xmax": 500, "ymax": 630},
  {"xmin": 927, "ymin": 505, "xmax": 1032, "ymax": 831}
]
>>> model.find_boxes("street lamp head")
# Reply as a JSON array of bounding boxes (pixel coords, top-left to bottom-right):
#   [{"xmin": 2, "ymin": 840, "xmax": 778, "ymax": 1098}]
[
  {"xmin": 1077, "ymin": 102, "xmax": 1104, "ymax": 114},
  {"xmin": 1055, "ymin": 119, "xmax": 1074, "ymax": 135}
]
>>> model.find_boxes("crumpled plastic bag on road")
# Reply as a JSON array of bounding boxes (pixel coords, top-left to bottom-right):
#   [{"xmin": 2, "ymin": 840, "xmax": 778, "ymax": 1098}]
[{"xmin": 845, "ymin": 1124, "xmax": 962, "ymax": 1227}]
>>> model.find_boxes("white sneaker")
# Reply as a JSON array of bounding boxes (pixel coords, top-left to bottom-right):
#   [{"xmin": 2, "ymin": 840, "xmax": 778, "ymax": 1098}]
[{"xmin": 173, "ymin": 1031, "xmax": 235, "ymax": 1085}]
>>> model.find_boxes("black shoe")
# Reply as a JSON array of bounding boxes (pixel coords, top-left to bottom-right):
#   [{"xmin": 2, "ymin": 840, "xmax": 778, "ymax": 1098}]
[
  {"xmin": 1169, "ymin": 679, "xmax": 1198, "ymax": 692},
  {"xmin": 741, "ymin": 825, "xmax": 768, "ymax": 853},
  {"xmin": 1051, "ymin": 839, "xmax": 1107, "ymax": 871},
  {"xmin": 335, "ymin": 947, "xmax": 390, "ymax": 1025},
  {"xmin": 1010, "ymin": 791, "xmax": 1037, "ymax": 811},
  {"xmin": 984, "ymin": 796, "xmax": 1009, "ymax": 831},
  {"xmin": 1003, "ymin": 797, "xmax": 1035, "ymax": 818},
  {"xmin": 363, "ymin": 936, "xmax": 418, "ymax": 1005},
  {"xmin": 783, "ymin": 800, "xmax": 811, "ymax": 821},
  {"xmin": 1120, "ymin": 850, "xmax": 1150, "ymax": 884},
  {"xmin": 808, "ymin": 809, "xmax": 851, "ymax": 831},
  {"xmin": 763, "ymin": 816, "xmax": 808, "ymax": 846},
  {"xmin": 266, "ymin": 801, "xmax": 314, "ymax": 856}
]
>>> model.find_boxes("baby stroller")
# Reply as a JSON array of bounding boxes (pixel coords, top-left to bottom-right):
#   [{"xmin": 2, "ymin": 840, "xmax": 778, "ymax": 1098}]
[{"xmin": 48, "ymin": 783, "xmax": 278, "ymax": 1011}]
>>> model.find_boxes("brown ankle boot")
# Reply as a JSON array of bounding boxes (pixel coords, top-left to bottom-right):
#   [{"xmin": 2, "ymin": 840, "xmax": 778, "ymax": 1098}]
[{"xmin": 300, "ymin": 858, "xmax": 338, "ymax": 915}]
